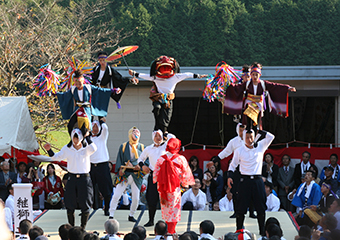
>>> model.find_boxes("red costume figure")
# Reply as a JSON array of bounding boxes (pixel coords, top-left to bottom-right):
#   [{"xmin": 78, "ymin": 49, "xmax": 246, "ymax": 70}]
[{"xmin": 153, "ymin": 138, "xmax": 195, "ymax": 234}]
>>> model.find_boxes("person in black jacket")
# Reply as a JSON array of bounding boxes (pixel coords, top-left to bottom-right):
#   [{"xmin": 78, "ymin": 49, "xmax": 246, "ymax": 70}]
[
  {"xmin": 91, "ymin": 51, "xmax": 138, "ymax": 107},
  {"xmin": 293, "ymin": 151, "xmax": 318, "ymax": 188},
  {"xmin": 262, "ymin": 153, "xmax": 279, "ymax": 188}
]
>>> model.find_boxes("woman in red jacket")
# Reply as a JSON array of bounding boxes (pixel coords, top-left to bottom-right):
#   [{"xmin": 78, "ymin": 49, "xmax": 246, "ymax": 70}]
[{"xmin": 43, "ymin": 164, "xmax": 64, "ymax": 209}]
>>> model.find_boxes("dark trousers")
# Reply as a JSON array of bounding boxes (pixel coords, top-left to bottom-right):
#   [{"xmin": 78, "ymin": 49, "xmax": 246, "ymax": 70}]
[
  {"xmin": 236, "ymin": 175, "xmax": 267, "ymax": 235},
  {"xmin": 152, "ymin": 101, "xmax": 173, "ymax": 133},
  {"xmin": 64, "ymin": 174, "xmax": 93, "ymax": 214},
  {"xmin": 146, "ymin": 172, "xmax": 160, "ymax": 222},
  {"xmin": 90, "ymin": 162, "xmax": 113, "ymax": 198}
]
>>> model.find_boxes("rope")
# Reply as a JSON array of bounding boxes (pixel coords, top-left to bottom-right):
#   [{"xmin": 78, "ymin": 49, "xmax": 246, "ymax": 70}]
[{"xmin": 190, "ymin": 97, "xmax": 201, "ymax": 144}]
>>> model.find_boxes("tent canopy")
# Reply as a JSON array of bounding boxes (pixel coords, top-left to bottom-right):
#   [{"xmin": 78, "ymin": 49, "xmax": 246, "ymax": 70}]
[{"xmin": 0, "ymin": 97, "xmax": 39, "ymax": 155}]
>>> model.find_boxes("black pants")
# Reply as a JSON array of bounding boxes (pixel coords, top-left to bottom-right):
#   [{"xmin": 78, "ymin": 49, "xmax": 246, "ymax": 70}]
[
  {"xmin": 152, "ymin": 101, "xmax": 173, "ymax": 133},
  {"xmin": 236, "ymin": 175, "xmax": 267, "ymax": 235},
  {"xmin": 146, "ymin": 171, "xmax": 160, "ymax": 222},
  {"xmin": 64, "ymin": 174, "xmax": 93, "ymax": 214},
  {"xmin": 90, "ymin": 162, "xmax": 113, "ymax": 198}
]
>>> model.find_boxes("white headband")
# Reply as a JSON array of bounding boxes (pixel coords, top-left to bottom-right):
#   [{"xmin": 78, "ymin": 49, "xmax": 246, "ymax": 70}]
[
  {"xmin": 152, "ymin": 130, "xmax": 163, "ymax": 144},
  {"xmin": 71, "ymin": 128, "xmax": 83, "ymax": 143},
  {"xmin": 92, "ymin": 120, "xmax": 101, "ymax": 133}
]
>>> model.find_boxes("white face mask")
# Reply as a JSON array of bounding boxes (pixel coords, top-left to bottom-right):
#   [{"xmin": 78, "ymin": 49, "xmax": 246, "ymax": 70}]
[
  {"xmin": 71, "ymin": 128, "xmax": 83, "ymax": 145},
  {"xmin": 152, "ymin": 130, "xmax": 163, "ymax": 145}
]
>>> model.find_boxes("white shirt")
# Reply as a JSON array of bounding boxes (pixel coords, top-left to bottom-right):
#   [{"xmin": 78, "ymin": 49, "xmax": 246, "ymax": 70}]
[
  {"xmin": 139, "ymin": 73, "xmax": 194, "ymax": 93},
  {"xmin": 5, "ymin": 194, "xmax": 14, "ymax": 225},
  {"xmin": 266, "ymin": 193, "xmax": 280, "ymax": 212},
  {"xmin": 137, "ymin": 144, "xmax": 167, "ymax": 171},
  {"xmin": 78, "ymin": 89, "xmax": 83, "ymax": 102},
  {"xmin": 200, "ymin": 233, "xmax": 217, "ymax": 240},
  {"xmin": 334, "ymin": 211, "xmax": 340, "ymax": 230},
  {"xmin": 98, "ymin": 70, "xmax": 105, "ymax": 81},
  {"xmin": 4, "ymin": 207, "xmax": 12, "ymax": 231},
  {"xmin": 51, "ymin": 142, "xmax": 97, "ymax": 174},
  {"xmin": 218, "ymin": 136, "xmax": 243, "ymax": 159},
  {"xmin": 181, "ymin": 189, "xmax": 207, "ymax": 211},
  {"xmin": 105, "ymin": 234, "xmax": 122, "ymax": 240},
  {"xmin": 301, "ymin": 162, "xmax": 311, "ymax": 175},
  {"xmin": 229, "ymin": 132, "xmax": 275, "ymax": 175},
  {"xmin": 219, "ymin": 195, "xmax": 234, "ymax": 211},
  {"xmin": 90, "ymin": 123, "xmax": 109, "ymax": 163}
]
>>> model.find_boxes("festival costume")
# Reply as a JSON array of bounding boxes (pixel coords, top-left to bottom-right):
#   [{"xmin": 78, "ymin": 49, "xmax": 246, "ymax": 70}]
[
  {"xmin": 92, "ymin": 63, "xmax": 131, "ymax": 104},
  {"xmin": 153, "ymin": 138, "xmax": 195, "ymax": 234},
  {"xmin": 131, "ymin": 56, "xmax": 202, "ymax": 133},
  {"xmin": 320, "ymin": 164, "xmax": 340, "ymax": 191},
  {"xmin": 57, "ymin": 84, "xmax": 112, "ymax": 134},
  {"xmin": 90, "ymin": 120, "xmax": 113, "ymax": 216},
  {"xmin": 224, "ymin": 66, "xmax": 290, "ymax": 131},
  {"xmin": 266, "ymin": 193, "xmax": 280, "ymax": 212},
  {"xmin": 109, "ymin": 127, "xmax": 145, "ymax": 220},
  {"xmin": 47, "ymin": 129, "xmax": 97, "ymax": 229}
]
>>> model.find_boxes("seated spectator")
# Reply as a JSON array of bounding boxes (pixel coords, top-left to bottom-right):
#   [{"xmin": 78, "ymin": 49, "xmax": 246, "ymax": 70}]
[
  {"xmin": 319, "ymin": 154, "xmax": 340, "ymax": 193},
  {"xmin": 277, "ymin": 154, "xmax": 295, "ymax": 211},
  {"xmin": 292, "ymin": 170, "xmax": 322, "ymax": 226},
  {"xmin": 0, "ymin": 161, "xmax": 17, "ymax": 201},
  {"xmin": 28, "ymin": 225, "xmax": 44, "ymax": 240},
  {"xmin": 35, "ymin": 236, "xmax": 48, "ymax": 240},
  {"xmin": 16, "ymin": 162, "xmax": 30, "ymax": 183},
  {"xmin": 211, "ymin": 157, "xmax": 223, "ymax": 177},
  {"xmin": 212, "ymin": 201, "xmax": 219, "ymax": 211},
  {"xmin": 4, "ymin": 183, "xmax": 14, "ymax": 231},
  {"xmin": 310, "ymin": 182, "xmax": 335, "ymax": 214},
  {"xmin": 124, "ymin": 233, "xmax": 139, "ymax": 240},
  {"xmin": 328, "ymin": 199, "xmax": 340, "ymax": 230},
  {"xmin": 181, "ymin": 178, "xmax": 207, "ymax": 211},
  {"xmin": 17, "ymin": 219, "xmax": 32, "ymax": 239},
  {"xmin": 69, "ymin": 226, "xmax": 86, "ymax": 240},
  {"xmin": 85, "ymin": 233, "xmax": 100, "ymax": 240},
  {"xmin": 199, "ymin": 220, "xmax": 216, "ymax": 240},
  {"xmin": 180, "ymin": 231, "xmax": 198, "ymax": 240},
  {"xmin": 310, "ymin": 165, "xmax": 320, "ymax": 184},
  {"xmin": 219, "ymin": 187, "xmax": 233, "ymax": 212},
  {"xmin": 262, "ymin": 153, "xmax": 279, "ymax": 189},
  {"xmin": 101, "ymin": 219, "xmax": 122, "ymax": 240},
  {"xmin": 294, "ymin": 225, "xmax": 311, "ymax": 240},
  {"xmin": 202, "ymin": 163, "xmax": 223, "ymax": 210},
  {"xmin": 132, "ymin": 226, "xmax": 146, "ymax": 240},
  {"xmin": 318, "ymin": 213, "xmax": 337, "ymax": 233},
  {"xmin": 265, "ymin": 224, "xmax": 284, "ymax": 240},
  {"xmin": 189, "ymin": 156, "xmax": 203, "ymax": 182},
  {"xmin": 43, "ymin": 163, "xmax": 64, "ymax": 209},
  {"xmin": 319, "ymin": 166, "xmax": 338, "ymax": 193},
  {"xmin": 258, "ymin": 217, "xmax": 285, "ymax": 240},
  {"xmin": 265, "ymin": 181, "xmax": 280, "ymax": 212},
  {"xmin": 59, "ymin": 223, "xmax": 72, "ymax": 240},
  {"xmin": 153, "ymin": 220, "xmax": 168, "ymax": 240},
  {"xmin": 224, "ymin": 229, "xmax": 255, "ymax": 240}
]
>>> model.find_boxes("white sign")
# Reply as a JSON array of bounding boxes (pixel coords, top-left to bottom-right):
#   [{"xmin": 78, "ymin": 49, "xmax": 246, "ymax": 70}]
[{"xmin": 13, "ymin": 183, "xmax": 33, "ymax": 234}]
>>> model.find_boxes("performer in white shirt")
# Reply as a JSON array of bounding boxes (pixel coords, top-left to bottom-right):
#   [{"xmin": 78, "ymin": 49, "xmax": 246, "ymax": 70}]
[
  {"xmin": 44, "ymin": 128, "xmax": 97, "ymax": 229},
  {"xmin": 90, "ymin": 117, "xmax": 113, "ymax": 216},
  {"xmin": 228, "ymin": 129, "xmax": 275, "ymax": 236},
  {"xmin": 136, "ymin": 130, "xmax": 173, "ymax": 227},
  {"xmin": 219, "ymin": 187, "xmax": 234, "ymax": 212},
  {"xmin": 181, "ymin": 178, "xmax": 207, "ymax": 211},
  {"xmin": 129, "ymin": 56, "xmax": 206, "ymax": 135},
  {"xmin": 4, "ymin": 184, "xmax": 14, "ymax": 231},
  {"xmin": 213, "ymin": 123, "xmax": 245, "ymax": 218},
  {"xmin": 264, "ymin": 181, "xmax": 280, "ymax": 212}
]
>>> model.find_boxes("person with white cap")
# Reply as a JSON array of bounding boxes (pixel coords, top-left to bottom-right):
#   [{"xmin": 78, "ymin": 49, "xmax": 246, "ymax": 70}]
[
  {"xmin": 109, "ymin": 127, "xmax": 145, "ymax": 222},
  {"xmin": 90, "ymin": 117, "xmax": 113, "ymax": 216},
  {"xmin": 136, "ymin": 130, "xmax": 174, "ymax": 227},
  {"xmin": 44, "ymin": 128, "xmax": 97, "ymax": 229}
]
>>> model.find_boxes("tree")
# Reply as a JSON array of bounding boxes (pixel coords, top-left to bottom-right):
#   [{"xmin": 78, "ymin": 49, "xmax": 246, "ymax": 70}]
[{"xmin": 0, "ymin": 0, "xmax": 135, "ymax": 146}]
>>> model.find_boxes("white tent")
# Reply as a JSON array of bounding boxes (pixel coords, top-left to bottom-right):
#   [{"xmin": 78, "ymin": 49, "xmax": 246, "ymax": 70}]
[{"xmin": 0, "ymin": 96, "xmax": 39, "ymax": 155}]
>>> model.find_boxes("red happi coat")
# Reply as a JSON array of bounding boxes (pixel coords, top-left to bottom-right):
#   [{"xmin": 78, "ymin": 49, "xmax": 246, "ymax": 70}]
[{"xmin": 42, "ymin": 175, "xmax": 64, "ymax": 199}]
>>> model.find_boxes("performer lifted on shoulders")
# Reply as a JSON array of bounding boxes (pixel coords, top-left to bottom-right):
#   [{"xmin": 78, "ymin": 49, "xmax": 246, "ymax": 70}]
[
  {"xmin": 129, "ymin": 56, "xmax": 207, "ymax": 136},
  {"xmin": 57, "ymin": 70, "xmax": 121, "ymax": 135},
  {"xmin": 109, "ymin": 127, "xmax": 146, "ymax": 222},
  {"xmin": 227, "ymin": 129, "xmax": 275, "ymax": 236},
  {"xmin": 92, "ymin": 51, "xmax": 138, "ymax": 108},
  {"xmin": 153, "ymin": 138, "xmax": 195, "ymax": 234},
  {"xmin": 89, "ymin": 117, "xmax": 113, "ymax": 216},
  {"xmin": 44, "ymin": 128, "xmax": 96, "ymax": 229},
  {"xmin": 224, "ymin": 62, "xmax": 296, "ymax": 132}
]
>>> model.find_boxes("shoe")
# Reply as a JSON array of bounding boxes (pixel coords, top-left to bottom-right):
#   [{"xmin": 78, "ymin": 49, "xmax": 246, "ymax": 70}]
[
  {"xmin": 109, "ymin": 216, "xmax": 114, "ymax": 219},
  {"xmin": 128, "ymin": 216, "xmax": 137, "ymax": 222},
  {"xmin": 104, "ymin": 211, "xmax": 109, "ymax": 216},
  {"xmin": 229, "ymin": 213, "xmax": 236, "ymax": 218},
  {"xmin": 144, "ymin": 221, "xmax": 154, "ymax": 227},
  {"xmin": 249, "ymin": 213, "xmax": 257, "ymax": 218}
]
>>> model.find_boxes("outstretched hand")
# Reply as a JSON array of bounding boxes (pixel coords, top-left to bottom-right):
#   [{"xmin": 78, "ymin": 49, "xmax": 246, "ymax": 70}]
[
  {"xmin": 288, "ymin": 86, "xmax": 296, "ymax": 92},
  {"xmin": 199, "ymin": 74, "xmax": 208, "ymax": 78},
  {"xmin": 128, "ymin": 69, "xmax": 135, "ymax": 76},
  {"xmin": 227, "ymin": 178, "xmax": 233, "ymax": 189},
  {"xmin": 43, "ymin": 143, "xmax": 51, "ymax": 151}
]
